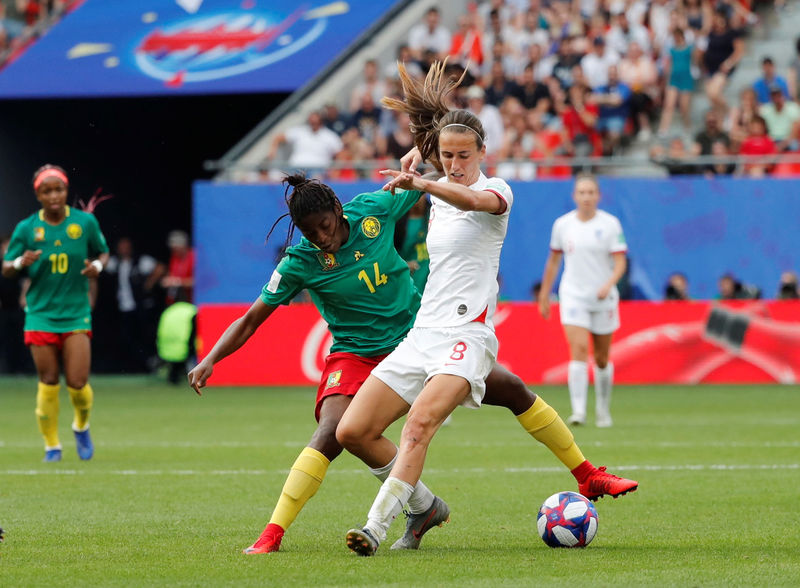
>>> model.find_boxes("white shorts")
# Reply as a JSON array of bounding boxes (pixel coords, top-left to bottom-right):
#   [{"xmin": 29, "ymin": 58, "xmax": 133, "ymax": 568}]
[
  {"xmin": 559, "ymin": 297, "xmax": 620, "ymax": 334},
  {"xmin": 371, "ymin": 323, "xmax": 498, "ymax": 409}
]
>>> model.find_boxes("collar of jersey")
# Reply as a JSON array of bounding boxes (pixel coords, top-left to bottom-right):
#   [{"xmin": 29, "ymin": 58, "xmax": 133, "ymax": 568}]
[{"xmin": 39, "ymin": 205, "xmax": 70, "ymax": 223}]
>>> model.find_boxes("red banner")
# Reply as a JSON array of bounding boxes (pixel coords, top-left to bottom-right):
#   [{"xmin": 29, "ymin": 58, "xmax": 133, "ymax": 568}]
[{"xmin": 197, "ymin": 301, "xmax": 800, "ymax": 386}]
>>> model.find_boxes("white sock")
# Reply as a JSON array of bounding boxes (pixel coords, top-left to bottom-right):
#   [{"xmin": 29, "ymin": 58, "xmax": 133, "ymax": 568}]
[
  {"xmin": 369, "ymin": 449, "xmax": 434, "ymax": 514},
  {"xmin": 568, "ymin": 360, "xmax": 588, "ymax": 418},
  {"xmin": 368, "ymin": 450, "xmax": 397, "ymax": 483},
  {"xmin": 594, "ymin": 363, "xmax": 613, "ymax": 420},
  {"xmin": 364, "ymin": 477, "xmax": 414, "ymax": 543}
]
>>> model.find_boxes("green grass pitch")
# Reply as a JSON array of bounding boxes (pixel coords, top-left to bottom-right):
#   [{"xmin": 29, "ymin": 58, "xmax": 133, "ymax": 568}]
[{"xmin": 1, "ymin": 376, "xmax": 799, "ymax": 586}]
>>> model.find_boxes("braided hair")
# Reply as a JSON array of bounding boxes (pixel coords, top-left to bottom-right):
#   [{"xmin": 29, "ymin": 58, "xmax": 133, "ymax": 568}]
[
  {"xmin": 266, "ymin": 172, "xmax": 343, "ymax": 249},
  {"xmin": 381, "ymin": 59, "xmax": 485, "ymax": 172}
]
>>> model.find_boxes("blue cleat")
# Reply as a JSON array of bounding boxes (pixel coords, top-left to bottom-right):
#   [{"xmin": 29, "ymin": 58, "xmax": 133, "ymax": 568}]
[
  {"xmin": 74, "ymin": 427, "xmax": 94, "ymax": 460},
  {"xmin": 43, "ymin": 448, "xmax": 62, "ymax": 462}
]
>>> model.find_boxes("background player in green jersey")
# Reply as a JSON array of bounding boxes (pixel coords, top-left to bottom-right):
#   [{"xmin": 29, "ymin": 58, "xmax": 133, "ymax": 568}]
[{"xmin": 2, "ymin": 165, "xmax": 109, "ymax": 462}]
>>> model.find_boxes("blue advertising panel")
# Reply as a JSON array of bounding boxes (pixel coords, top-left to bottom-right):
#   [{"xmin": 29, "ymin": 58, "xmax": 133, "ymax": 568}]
[
  {"xmin": 194, "ymin": 177, "xmax": 800, "ymax": 304},
  {"xmin": 0, "ymin": 0, "xmax": 401, "ymax": 98}
]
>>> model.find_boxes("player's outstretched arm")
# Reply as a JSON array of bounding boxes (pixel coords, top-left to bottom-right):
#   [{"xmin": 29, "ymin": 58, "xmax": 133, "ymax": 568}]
[{"xmin": 188, "ymin": 298, "xmax": 276, "ymax": 395}]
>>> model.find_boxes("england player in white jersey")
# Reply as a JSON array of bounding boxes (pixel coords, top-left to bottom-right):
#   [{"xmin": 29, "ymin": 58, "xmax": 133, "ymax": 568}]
[
  {"xmin": 337, "ymin": 62, "xmax": 638, "ymax": 557},
  {"xmin": 538, "ymin": 173, "xmax": 628, "ymax": 428}
]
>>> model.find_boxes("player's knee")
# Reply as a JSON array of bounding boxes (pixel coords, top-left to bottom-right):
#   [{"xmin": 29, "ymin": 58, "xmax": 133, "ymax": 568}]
[
  {"xmin": 401, "ymin": 412, "xmax": 436, "ymax": 449},
  {"xmin": 310, "ymin": 424, "xmax": 343, "ymax": 461},
  {"xmin": 335, "ymin": 419, "xmax": 363, "ymax": 451},
  {"xmin": 66, "ymin": 377, "xmax": 88, "ymax": 390},
  {"xmin": 594, "ymin": 353, "xmax": 609, "ymax": 369}
]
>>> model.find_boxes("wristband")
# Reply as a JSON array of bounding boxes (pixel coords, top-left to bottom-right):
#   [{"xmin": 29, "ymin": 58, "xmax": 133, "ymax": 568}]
[
  {"xmin": 13, "ymin": 256, "xmax": 24, "ymax": 271},
  {"xmin": 91, "ymin": 259, "xmax": 104, "ymax": 273}
]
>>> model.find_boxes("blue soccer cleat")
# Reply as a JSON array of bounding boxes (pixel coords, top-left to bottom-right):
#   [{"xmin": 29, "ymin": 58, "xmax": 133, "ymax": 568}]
[
  {"xmin": 43, "ymin": 448, "xmax": 62, "ymax": 462},
  {"xmin": 73, "ymin": 427, "xmax": 94, "ymax": 460}
]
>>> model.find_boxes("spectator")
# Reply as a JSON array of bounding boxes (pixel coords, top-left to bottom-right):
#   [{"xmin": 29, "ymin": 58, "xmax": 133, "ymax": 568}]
[
  {"xmin": 550, "ymin": 36, "xmax": 582, "ymax": 91},
  {"xmin": 321, "ymin": 101, "xmax": 350, "ymax": 136},
  {"xmin": 787, "ymin": 36, "xmax": 800, "ymax": 101},
  {"xmin": 516, "ymin": 61, "xmax": 552, "ymax": 118},
  {"xmin": 449, "ymin": 12, "xmax": 484, "ymax": 68},
  {"xmin": 658, "ymin": 28, "xmax": 695, "ymax": 137},
  {"xmin": 683, "ymin": 0, "xmax": 710, "ymax": 36},
  {"xmin": 329, "ymin": 127, "xmax": 374, "ymax": 181},
  {"xmin": 717, "ymin": 273, "xmax": 760, "ymax": 300},
  {"xmin": 700, "ymin": 9, "xmax": 745, "ymax": 115},
  {"xmin": 385, "ymin": 43, "xmax": 423, "ymax": 81},
  {"xmin": 692, "ymin": 109, "xmax": 730, "ymax": 156},
  {"xmin": 738, "ymin": 115, "xmax": 776, "ymax": 177},
  {"xmin": 348, "ymin": 59, "xmax": 388, "ymax": 113},
  {"xmin": 408, "ymin": 6, "xmax": 451, "ymax": 61},
  {"xmin": 706, "ymin": 138, "xmax": 736, "ymax": 177},
  {"xmin": 465, "ymin": 84, "xmax": 504, "ymax": 157},
  {"xmin": 156, "ymin": 298, "xmax": 197, "ymax": 385},
  {"xmin": 758, "ymin": 84, "xmax": 800, "ymax": 152},
  {"xmin": 525, "ymin": 41, "xmax": 556, "ymax": 84},
  {"xmin": 753, "ymin": 56, "xmax": 790, "ymax": 105},
  {"xmin": 664, "ymin": 272, "xmax": 690, "ymax": 300},
  {"xmin": 606, "ymin": 8, "xmax": 650, "ymax": 56},
  {"xmin": 559, "ymin": 83, "xmax": 602, "ymax": 157},
  {"xmin": 266, "ymin": 111, "xmax": 343, "ymax": 176},
  {"xmin": 591, "ymin": 64, "xmax": 631, "ymax": 155},
  {"xmin": 161, "ymin": 230, "xmax": 194, "ymax": 306},
  {"xmin": 650, "ymin": 136, "xmax": 699, "ymax": 176},
  {"xmin": 484, "ymin": 60, "xmax": 521, "ymax": 106},
  {"xmin": 777, "ymin": 271, "xmax": 800, "ymax": 299},
  {"xmin": 618, "ymin": 41, "xmax": 658, "ymax": 141},
  {"xmin": 350, "ymin": 93, "xmax": 382, "ymax": 144},
  {"xmin": 103, "ymin": 237, "xmax": 164, "ymax": 372},
  {"xmin": 727, "ymin": 87, "xmax": 760, "ymax": 150},
  {"xmin": 581, "ymin": 36, "xmax": 620, "ymax": 90},
  {"xmin": 378, "ymin": 111, "xmax": 415, "ymax": 161},
  {"xmin": 496, "ymin": 136, "xmax": 537, "ymax": 180}
]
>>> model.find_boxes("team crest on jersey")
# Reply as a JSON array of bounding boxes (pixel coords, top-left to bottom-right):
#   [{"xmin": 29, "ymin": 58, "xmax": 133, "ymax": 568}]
[
  {"xmin": 361, "ymin": 217, "xmax": 381, "ymax": 238},
  {"xmin": 67, "ymin": 224, "xmax": 83, "ymax": 239},
  {"xmin": 354, "ymin": 251, "xmax": 364, "ymax": 261},
  {"xmin": 316, "ymin": 252, "xmax": 339, "ymax": 271},
  {"xmin": 325, "ymin": 370, "xmax": 342, "ymax": 389},
  {"xmin": 34, "ymin": 227, "xmax": 45, "ymax": 241}
]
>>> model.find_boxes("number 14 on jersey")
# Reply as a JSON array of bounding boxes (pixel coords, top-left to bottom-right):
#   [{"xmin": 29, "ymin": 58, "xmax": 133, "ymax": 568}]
[{"xmin": 358, "ymin": 262, "xmax": 388, "ymax": 294}]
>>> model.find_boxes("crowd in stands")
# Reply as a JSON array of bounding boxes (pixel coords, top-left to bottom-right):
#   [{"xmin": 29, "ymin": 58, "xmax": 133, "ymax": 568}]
[
  {"xmin": 0, "ymin": 0, "xmax": 75, "ymax": 64},
  {"xmin": 259, "ymin": 0, "xmax": 800, "ymax": 181}
]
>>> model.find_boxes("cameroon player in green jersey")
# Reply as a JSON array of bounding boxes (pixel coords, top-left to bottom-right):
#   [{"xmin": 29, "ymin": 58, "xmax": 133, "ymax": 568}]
[
  {"xmin": 189, "ymin": 170, "xmax": 636, "ymax": 556},
  {"xmin": 2, "ymin": 165, "xmax": 109, "ymax": 462}
]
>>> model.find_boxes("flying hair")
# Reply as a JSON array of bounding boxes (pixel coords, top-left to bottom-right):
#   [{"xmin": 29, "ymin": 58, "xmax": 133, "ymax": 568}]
[{"xmin": 381, "ymin": 59, "xmax": 484, "ymax": 172}]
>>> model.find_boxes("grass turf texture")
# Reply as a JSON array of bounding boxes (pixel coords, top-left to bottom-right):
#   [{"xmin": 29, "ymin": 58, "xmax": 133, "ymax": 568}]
[{"xmin": 1, "ymin": 376, "xmax": 799, "ymax": 587}]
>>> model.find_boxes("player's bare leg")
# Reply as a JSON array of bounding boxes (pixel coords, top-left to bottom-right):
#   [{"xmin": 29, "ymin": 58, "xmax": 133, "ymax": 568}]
[{"xmin": 63, "ymin": 333, "xmax": 94, "ymax": 459}]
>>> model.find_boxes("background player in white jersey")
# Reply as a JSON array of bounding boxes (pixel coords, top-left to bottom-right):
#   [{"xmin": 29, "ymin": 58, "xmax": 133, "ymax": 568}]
[
  {"xmin": 538, "ymin": 173, "xmax": 628, "ymax": 428},
  {"xmin": 336, "ymin": 60, "xmax": 514, "ymax": 555}
]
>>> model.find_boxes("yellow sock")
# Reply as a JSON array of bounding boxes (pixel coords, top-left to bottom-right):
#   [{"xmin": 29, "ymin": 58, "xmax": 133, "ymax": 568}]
[
  {"xmin": 68, "ymin": 384, "xmax": 93, "ymax": 431},
  {"xmin": 517, "ymin": 396, "xmax": 585, "ymax": 471},
  {"xmin": 36, "ymin": 382, "xmax": 61, "ymax": 449},
  {"xmin": 268, "ymin": 447, "xmax": 330, "ymax": 531}
]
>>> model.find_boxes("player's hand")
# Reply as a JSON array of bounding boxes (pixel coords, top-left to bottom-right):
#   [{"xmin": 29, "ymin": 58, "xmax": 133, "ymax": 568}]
[
  {"xmin": 18, "ymin": 249, "xmax": 42, "ymax": 268},
  {"xmin": 187, "ymin": 361, "xmax": 213, "ymax": 396},
  {"xmin": 380, "ymin": 169, "xmax": 420, "ymax": 194},
  {"xmin": 597, "ymin": 285, "xmax": 611, "ymax": 300},
  {"xmin": 538, "ymin": 296, "xmax": 551, "ymax": 320},
  {"xmin": 399, "ymin": 146, "xmax": 423, "ymax": 174},
  {"xmin": 81, "ymin": 259, "xmax": 101, "ymax": 277},
  {"xmin": 407, "ymin": 260, "xmax": 420, "ymax": 274}
]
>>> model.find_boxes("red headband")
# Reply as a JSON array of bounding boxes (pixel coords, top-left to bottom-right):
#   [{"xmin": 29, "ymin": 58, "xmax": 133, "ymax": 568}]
[{"xmin": 33, "ymin": 169, "xmax": 69, "ymax": 191}]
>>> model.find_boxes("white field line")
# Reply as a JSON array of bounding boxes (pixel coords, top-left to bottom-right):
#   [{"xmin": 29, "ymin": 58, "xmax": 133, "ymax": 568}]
[{"xmin": 2, "ymin": 463, "xmax": 798, "ymax": 476}]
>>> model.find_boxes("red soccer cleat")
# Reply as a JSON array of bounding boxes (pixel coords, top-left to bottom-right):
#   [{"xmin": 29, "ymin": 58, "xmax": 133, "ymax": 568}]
[
  {"xmin": 243, "ymin": 524, "xmax": 284, "ymax": 554},
  {"xmin": 578, "ymin": 466, "xmax": 638, "ymax": 501}
]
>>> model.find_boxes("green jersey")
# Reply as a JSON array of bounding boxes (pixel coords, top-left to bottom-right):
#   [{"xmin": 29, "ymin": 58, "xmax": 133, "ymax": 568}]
[
  {"xmin": 260, "ymin": 189, "xmax": 423, "ymax": 357},
  {"xmin": 398, "ymin": 214, "xmax": 430, "ymax": 295},
  {"xmin": 5, "ymin": 206, "xmax": 109, "ymax": 332}
]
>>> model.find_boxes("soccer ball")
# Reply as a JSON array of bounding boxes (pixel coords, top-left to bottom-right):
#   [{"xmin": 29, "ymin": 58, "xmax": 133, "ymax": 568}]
[{"xmin": 537, "ymin": 491, "xmax": 598, "ymax": 548}]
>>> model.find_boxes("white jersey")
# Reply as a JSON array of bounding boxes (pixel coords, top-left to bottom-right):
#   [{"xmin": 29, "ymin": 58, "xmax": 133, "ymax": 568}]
[
  {"xmin": 550, "ymin": 209, "xmax": 627, "ymax": 308},
  {"xmin": 414, "ymin": 173, "xmax": 513, "ymax": 329}
]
